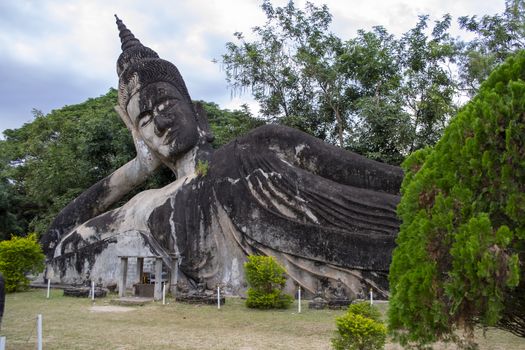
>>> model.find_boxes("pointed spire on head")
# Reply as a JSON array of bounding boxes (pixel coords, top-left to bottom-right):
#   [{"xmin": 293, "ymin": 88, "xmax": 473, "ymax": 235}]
[
  {"xmin": 113, "ymin": 15, "xmax": 213, "ymax": 147},
  {"xmin": 115, "ymin": 14, "xmax": 142, "ymax": 51},
  {"xmin": 115, "ymin": 15, "xmax": 159, "ymax": 77},
  {"xmin": 114, "ymin": 15, "xmax": 194, "ymax": 114}
]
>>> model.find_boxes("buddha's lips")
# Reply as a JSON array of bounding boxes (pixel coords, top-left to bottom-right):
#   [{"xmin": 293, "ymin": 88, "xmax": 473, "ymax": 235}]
[
  {"xmin": 163, "ymin": 126, "xmax": 179, "ymax": 146},
  {"xmin": 164, "ymin": 133, "xmax": 175, "ymax": 146}
]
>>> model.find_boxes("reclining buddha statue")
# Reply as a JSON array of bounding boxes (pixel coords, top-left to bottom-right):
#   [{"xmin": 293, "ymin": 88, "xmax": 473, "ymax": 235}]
[{"xmin": 42, "ymin": 16, "xmax": 403, "ymax": 298}]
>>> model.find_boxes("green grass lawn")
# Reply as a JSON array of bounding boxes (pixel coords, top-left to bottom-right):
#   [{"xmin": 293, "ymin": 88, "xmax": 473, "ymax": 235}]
[{"xmin": 0, "ymin": 289, "xmax": 524, "ymax": 349}]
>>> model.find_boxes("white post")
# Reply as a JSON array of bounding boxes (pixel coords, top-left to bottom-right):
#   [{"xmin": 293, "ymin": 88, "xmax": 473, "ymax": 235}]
[
  {"xmin": 162, "ymin": 283, "xmax": 166, "ymax": 305},
  {"xmin": 217, "ymin": 286, "xmax": 221, "ymax": 310},
  {"xmin": 0, "ymin": 336, "xmax": 6, "ymax": 350},
  {"xmin": 298, "ymin": 286, "xmax": 302, "ymax": 313},
  {"xmin": 370, "ymin": 288, "xmax": 373, "ymax": 305},
  {"xmin": 91, "ymin": 281, "xmax": 95, "ymax": 301},
  {"xmin": 37, "ymin": 314, "xmax": 43, "ymax": 350},
  {"xmin": 46, "ymin": 279, "xmax": 51, "ymax": 299}
]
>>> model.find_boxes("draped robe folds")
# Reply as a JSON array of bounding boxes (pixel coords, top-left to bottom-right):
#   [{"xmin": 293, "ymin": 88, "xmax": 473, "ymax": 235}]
[{"xmin": 48, "ymin": 124, "xmax": 402, "ymax": 298}]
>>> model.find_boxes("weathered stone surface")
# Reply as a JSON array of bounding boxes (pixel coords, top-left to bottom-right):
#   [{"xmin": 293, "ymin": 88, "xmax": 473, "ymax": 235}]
[
  {"xmin": 176, "ymin": 293, "xmax": 226, "ymax": 305},
  {"xmin": 63, "ymin": 286, "xmax": 107, "ymax": 298},
  {"xmin": 308, "ymin": 291, "xmax": 328, "ymax": 310},
  {"xmin": 308, "ymin": 279, "xmax": 353, "ymax": 310},
  {"xmin": 174, "ymin": 279, "xmax": 226, "ymax": 304},
  {"xmin": 308, "ymin": 299, "xmax": 328, "ymax": 310},
  {"xmin": 42, "ymin": 16, "xmax": 403, "ymax": 299},
  {"xmin": 134, "ymin": 284, "xmax": 154, "ymax": 298},
  {"xmin": 110, "ymin": 297, "xmax": 153, "ymax": 306},
  {"xmin": 327, "ymin": 299, "xmax": 353, "ymax": 310}
]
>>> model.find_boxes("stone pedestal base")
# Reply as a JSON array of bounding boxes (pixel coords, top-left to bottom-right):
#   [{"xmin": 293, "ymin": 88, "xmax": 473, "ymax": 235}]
[
  {"xmin": 308, "ymin": 299, "xmax": 328, "ymax": 309},
  {"xmin": 327, "ymin": 299, "xmax": 352, "ymax": 309},
  {"xmin": 134, "ymin": 284, "xmax": 154, "ymax": 298},
  {"xmin": 308, "ymin": 298, "xmax": 352, "ymax": 310},
  {"xmin": 176, "ymin": 293, "xmax": 225, "ymax": 305},
  {"xmin": 63, "ymin": 286, "xmax": 107, "ymax": 298}
]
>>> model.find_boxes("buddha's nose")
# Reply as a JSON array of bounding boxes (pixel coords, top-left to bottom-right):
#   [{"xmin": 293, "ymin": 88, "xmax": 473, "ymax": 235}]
[{"xmin": 154, "ymin": 113, "xmax": 173, "ymax": 135}]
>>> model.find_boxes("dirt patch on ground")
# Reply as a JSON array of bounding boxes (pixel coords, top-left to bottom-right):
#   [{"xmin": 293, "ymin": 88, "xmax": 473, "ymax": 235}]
[{"xmin": 90, "ymin": 305, "xmax": 135, "ymax": 313}]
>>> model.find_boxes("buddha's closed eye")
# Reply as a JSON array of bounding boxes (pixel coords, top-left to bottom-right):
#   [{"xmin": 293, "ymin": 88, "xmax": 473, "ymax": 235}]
[{"xmin": 137, "ymin": 111, "xmax": 153, "ymax": 128}]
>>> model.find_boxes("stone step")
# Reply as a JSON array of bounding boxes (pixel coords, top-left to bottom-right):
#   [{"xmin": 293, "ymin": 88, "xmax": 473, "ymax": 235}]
[{"xmin": 110, "ymin": 297, "xmax": 154, "ymax": 306}]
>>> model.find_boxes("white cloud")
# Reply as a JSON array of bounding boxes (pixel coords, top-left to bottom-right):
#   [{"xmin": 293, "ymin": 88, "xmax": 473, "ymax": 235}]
[{"xmin": 0, "ymin": 0, "xmax": 508, "ymax": 134}]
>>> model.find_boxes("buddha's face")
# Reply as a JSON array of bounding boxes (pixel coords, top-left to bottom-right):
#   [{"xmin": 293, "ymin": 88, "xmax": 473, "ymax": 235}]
[{"xmin": 126, "ymin": 82, "xmax": 199, "ymax": 160}]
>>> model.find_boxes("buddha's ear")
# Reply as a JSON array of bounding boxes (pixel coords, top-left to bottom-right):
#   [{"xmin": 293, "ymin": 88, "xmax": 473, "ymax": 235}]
[
  {"xmin": 194, "ymin": 102, "xmax": 215, "ymax": 143},
  {"xmin": 114, "ymin": 105, "xmax": 134, "ymax": 132}
]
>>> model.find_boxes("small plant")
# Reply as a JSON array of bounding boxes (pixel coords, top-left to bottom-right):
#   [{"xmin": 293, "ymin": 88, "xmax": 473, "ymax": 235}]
[
  {"xmin": 244, "ymin": 255, "xmax": 293, "ymax": 309},
  {"xmin": 332, "ymin": 302, "xmax": 386, "ymax": 350},
  {"xmin": 0, "ymin": 233, "xmax": 45, "ymax": 292},
  {"xmin": 346, "ymin": 302, "xmax": 382, "ymax": 322},
  {"xmin": 195, "ymin": 159, "xmax": 209, "ymax": 177}
]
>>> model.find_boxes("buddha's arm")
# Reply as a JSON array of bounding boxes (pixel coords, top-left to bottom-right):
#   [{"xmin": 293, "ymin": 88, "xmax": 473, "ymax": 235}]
[
  {"xmin": 41, "ymin": 155, "xmax": 158, "ymax": 255},
  {"xmin": 41, "ymin": 106, "xmax": 162, "ymax": 256}
]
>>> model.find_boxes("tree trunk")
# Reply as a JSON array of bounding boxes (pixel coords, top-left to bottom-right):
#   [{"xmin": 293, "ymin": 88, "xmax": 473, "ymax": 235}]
[{"xmin": 334, "ymin": 109, "xmax": 344, "ymax": 148}]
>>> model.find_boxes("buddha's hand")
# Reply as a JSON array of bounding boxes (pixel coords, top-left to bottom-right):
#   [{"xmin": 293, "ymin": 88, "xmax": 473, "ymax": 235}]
[{"xmin": 114, "ymin": 105, "xmax": 162, "ymax": 173}]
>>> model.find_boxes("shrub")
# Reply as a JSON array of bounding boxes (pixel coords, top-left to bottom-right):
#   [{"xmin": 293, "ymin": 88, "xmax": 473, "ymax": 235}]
[
  {"xmin": 332, "ymin": 305, "xmax": 387, "ymax": 350},
  {"xmin": 246, "ymin": 288, "xmax": 293, "ymax": 309},
  {"xmin": 388, "ymin": 50, "xmax": 525, "ymax": 346},
  {"xmin": 195, "ymin": 159, "xmax": 209, "ymax": 177},
  {"xmin": 0, "ymin": 234, "xmax": 45, "ymax": 292},
  {"xmin": 244, "ymin": 255, "xmax": 293, "ymax": 309},
  {"xmin": 346, "ymin": 302, "xmax": 382, "ymax": 322}
]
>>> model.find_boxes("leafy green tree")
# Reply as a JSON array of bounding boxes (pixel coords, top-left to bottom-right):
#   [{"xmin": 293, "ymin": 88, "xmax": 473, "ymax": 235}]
[
  {"xmin": 221, "ymin": 1, "xmax": 460, "ymax": 165},
  {"xmin": 0, "ymin": 89, "xmax": 136, "ymax": 236},
  {"xmin": 337, "ymin": 14, "xmax": 459, "ymax": 163},
  {"xmin": 221, "ymin": 0, "xmax": 348, "ymax": 146},
  {"xmin": 244, "ymin": 255, "xmax": 293, "ymax": 309},
  {"xmin": 0, "ymin": 180, "xmax": 24, "ymax": 240},
  {"xmin": 398, "ymin": 14, "xmax": 460, "ymax": 153},
  {"xmin": 388, "ymin": 51, "xmax": 525, "ymax": 347},
  {"xmin": 340, "ymin": 26, "xmax": 411, "ymax": 164},
  {"xmin": 199, "ymin": 101, "xmax": 265, "ymax": 148},
  {"xmin": 0, "ymin": 114, "xmax": 42, "ymax": 239},
  {"xmin": 458, "ymin": 0, "xmax": 525, "ymax": 95},
  {"xmin": 0, "ymin": 233, "xmax": 45, "ymax": 292}
]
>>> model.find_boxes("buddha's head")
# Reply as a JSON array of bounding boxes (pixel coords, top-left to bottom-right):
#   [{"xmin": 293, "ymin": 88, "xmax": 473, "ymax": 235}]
[{"xmin": 114, "ymin": 15, "xmax": 212, "ymax": 162}]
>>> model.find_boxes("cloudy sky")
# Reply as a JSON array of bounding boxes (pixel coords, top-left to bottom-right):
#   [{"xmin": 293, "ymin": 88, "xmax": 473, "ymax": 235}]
[{"xmin": 0, "ymin": 0, "xmax": 504, "ymax": 136}]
